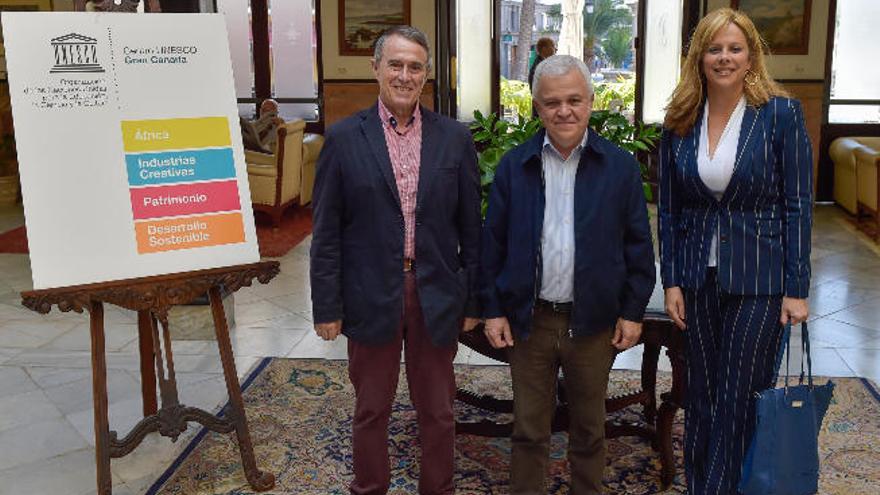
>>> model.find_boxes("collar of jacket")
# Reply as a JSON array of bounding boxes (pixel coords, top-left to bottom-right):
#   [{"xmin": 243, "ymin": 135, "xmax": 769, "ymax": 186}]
[{"xmin": 521, "ymin": 127, "xmax": 606, "ymax": 168}]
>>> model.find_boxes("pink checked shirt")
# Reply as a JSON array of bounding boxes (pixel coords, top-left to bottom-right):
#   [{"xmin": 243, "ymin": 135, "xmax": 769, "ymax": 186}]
[{"xmin": 378, "ymin": 100, "xmax": 422, "ymax": 260}]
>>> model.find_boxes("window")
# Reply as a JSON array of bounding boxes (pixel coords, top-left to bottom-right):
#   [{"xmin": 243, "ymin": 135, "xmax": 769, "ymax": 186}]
[
  {"xmin": 269, "ymin": 1, "xmax": 319, "ymax": 121},
  {"xmin": 641, "ymin": 0, "xmax": 682, "ymax": 124},
  {"xmin": 217, "ymin": 0, "xmax": 320, "ymax": 122},
  {"xmin": 497, "ymin": 1, "xmax": 644, "ymax": 121},
  {"xmin": 216, "ymin": 0, "xmax": 255, "ymax": 117},
  {"xmin": 828, "ymin": 0, "xmax": 880, "ymax": 123},
  {"xmin": 457, "ymin": 0, "xmax": 493, "ymax": 121}
]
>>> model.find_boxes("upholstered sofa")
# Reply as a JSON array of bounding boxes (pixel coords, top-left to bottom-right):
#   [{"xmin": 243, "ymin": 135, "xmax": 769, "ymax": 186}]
[
  {"xmin": 245, "ymin": 119, "xmax": 324, "ymax": 227},
  {"xmin": 830, "ymin": 137, "xmax": 880, "ymax": 216},
  {"xmin": 854, "ymin": 141, "xmax": 880, "ymax": 233}
]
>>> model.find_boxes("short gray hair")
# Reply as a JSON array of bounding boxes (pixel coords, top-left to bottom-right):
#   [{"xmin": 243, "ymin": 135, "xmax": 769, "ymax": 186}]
[
  {"xmin": 531, "ymin": 55, "xmax": 593, "ymax": 99},
  {"xmin": 373, "ymin": 25, "xmax": 433, "ymax": 72}
]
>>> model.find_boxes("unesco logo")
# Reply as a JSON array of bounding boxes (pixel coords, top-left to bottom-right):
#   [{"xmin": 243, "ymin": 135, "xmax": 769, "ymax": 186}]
[{"xmin": 49, "ymin": 33, "xmax": 105, "ymax": 74}]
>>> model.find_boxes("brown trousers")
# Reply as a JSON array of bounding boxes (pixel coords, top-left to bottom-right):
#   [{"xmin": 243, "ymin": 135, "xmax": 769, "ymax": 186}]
[{"xmin": 508, "ymin": 306, "xmax": 617, "ymax": 494}]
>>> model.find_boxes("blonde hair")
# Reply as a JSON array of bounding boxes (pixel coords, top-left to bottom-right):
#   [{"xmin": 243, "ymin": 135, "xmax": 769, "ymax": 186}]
[{"xmin": 664, "ymin": 8, "xmax": 789, "ymax": 136}]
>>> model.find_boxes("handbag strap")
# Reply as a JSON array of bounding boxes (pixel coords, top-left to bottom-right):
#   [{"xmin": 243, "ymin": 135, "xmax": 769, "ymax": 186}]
[
  {"xmin": 774, "ymin": 322, "xmax": 790, "ymax": 379},
  {"xmin": 802, "ymin": 320, "xmax": 814, "ymax": 387},
  {"xmin": 778, "ymin": 321, "xmax": 815, "ymax": 393}
]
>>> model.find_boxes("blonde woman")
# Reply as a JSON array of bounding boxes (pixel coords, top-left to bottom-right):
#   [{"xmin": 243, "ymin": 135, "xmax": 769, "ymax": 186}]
[{"xmin": 658, "ymin": 8, "xmax": 812, "ymax": 494}]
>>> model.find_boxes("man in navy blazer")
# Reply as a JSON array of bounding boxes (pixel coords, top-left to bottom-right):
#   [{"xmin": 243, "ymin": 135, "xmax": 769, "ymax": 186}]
[
  {"xmin": 481, "ymin": 55, "xmax": 655, "ymax": 493},
  {"xmin": 310, "ymin": 26, "xmax": 481, "ymax": 495}
]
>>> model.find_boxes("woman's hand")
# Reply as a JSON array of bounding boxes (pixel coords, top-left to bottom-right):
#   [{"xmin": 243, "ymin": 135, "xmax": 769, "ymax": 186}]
[
  {"xmin": 780, "ymin": 297, "xmax": 809, "ymax": 326},
  {"xmin": 664, "ymin": 287, "xmax": 687, "ymax": 330}
]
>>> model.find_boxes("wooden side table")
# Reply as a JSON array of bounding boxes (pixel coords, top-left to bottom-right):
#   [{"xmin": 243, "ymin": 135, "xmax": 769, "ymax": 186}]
[
  {"xmin": 456, "ymin": 311, "xmax": 686, "ymax": 488},
  {"xmin": 21, "ymin": 261, "xmax": 280, "ymax": 495}
]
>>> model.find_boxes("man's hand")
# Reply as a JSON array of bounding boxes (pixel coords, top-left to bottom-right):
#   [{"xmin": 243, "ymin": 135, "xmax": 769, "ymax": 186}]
[
  {"xmin": 484, "ymin": 317, "xmax": 514, "ymax": 348},
  {"xmin": 780, "ymin": 297, "xmax": 809, "ymax": 326},
  {"xmin": 611, "ymin": 318, "xmax": 641, "ymax": 351},
  {"xmin": 462, "ymin": 317, "xmax": 480, "ymax": 332},
  {"xmin": 315, "ymin": 320, "xmax": 342, "ymax": 341},
  {"xmin": 664, "ymin": 287, "xmax": 687, "ymax": 330}
]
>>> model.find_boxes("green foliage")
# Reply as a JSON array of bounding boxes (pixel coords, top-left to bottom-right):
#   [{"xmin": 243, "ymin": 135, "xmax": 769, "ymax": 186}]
[
  {"xmin": 471, "ymin": 108, "xmax": 660, "ymax": 213},
  {"xmin": 589, "ymin": 110, "xmax": 661, "ymax": 201},
  {"xmin": 593, "ymin": 77, "xmax": 635, "ymax": 112},
  {"xmin": 601, "ymin": 27, "xmax": 632, "ymax": 68},
  {"xmin": 582, "ymin": 0, "xmax": 633, "ymax": 65},
  {"xmin": 500, "ymin": 77, "xmax": 533, "ymax": 121},
  {"xmin": 545, "ymin": 0, "xmax": 633, "ymax": 67},
  {"xmin": 470, "ymin": 110, "xmax": 543, "ymax": 215}
]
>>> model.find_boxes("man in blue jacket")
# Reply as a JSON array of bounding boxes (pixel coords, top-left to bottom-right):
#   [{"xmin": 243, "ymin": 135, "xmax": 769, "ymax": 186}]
[
  {"xmin": 481, "ymin": 55, "xmax": 655, "ymax": 494},
  {"xmin": 310, "ymin": 26, "xmax": 481, "ymax": 495}
]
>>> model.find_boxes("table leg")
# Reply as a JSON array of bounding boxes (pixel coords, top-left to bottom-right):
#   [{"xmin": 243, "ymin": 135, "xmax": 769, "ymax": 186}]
[
  {"xmin": 641, "ymin": 342, "xmax": 660, "ymax": 429},
  {"xmin": 136, "ymin": 310, "xmax": 158, "ymax": 416},
  {"xmin": 209, "ymin": 286, "xmax": 275, "ymax": 492},
  {"xmin": 657, "ymin": 343, "xmax": 687, "ymax": 488},
  {"xmin": 89, "ymin": 301, "xmax": 113, "ymax": 495}
]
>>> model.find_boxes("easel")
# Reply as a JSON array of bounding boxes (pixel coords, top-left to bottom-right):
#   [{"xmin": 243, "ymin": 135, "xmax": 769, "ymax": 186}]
[
  {"xmin": 22, "ymin": 262, "xmax": 280, "ymax": 494},
  {"xmin": 19, "ymin": 6, "xmax": 277, "ymax": 495}
]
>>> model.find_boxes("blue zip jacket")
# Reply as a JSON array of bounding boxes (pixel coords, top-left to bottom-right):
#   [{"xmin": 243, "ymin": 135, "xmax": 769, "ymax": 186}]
[{"xmin": 481, "ymin": 128, "xmax": 656, "ymax": 339}]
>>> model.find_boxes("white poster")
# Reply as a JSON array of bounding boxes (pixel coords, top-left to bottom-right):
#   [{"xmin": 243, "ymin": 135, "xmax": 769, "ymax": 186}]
[{"xmin": 2, "ymin": 13, "xmax": 259, "ymax": 290}]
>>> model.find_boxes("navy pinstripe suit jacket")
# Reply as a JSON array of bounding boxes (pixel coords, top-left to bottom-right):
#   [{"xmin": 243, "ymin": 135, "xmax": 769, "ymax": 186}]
[{"xmin": 658, "ymin": 96, "xmax": 813, "ymax": 298}]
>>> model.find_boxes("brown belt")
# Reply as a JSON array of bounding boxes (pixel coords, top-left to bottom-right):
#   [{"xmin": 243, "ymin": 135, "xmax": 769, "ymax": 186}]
[{"xmin": 403, "ymin": 258, "xmax": 415, "ymax": 272}]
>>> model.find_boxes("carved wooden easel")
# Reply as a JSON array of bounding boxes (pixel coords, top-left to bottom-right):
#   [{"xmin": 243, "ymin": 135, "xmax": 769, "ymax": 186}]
[
  {"xmin": 18, "ymin": 3, "xmax": 277, "ymax": 495},
  {"xmin": 22, "ymin": 262, "xmax": 280, "ymax": 494}
]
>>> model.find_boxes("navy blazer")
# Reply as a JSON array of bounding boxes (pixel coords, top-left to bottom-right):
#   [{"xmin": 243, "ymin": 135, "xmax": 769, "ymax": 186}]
[
  {"xmin": 658, "ymin": 96, "xmax": 812, "ymax": 298},
  {"xmin": 481, "ymin": 129, "xmax": 656, "ymax": 339},
  {"xmin": 309, "ymin": 104, "xmax": 482, "ymax": 346}
]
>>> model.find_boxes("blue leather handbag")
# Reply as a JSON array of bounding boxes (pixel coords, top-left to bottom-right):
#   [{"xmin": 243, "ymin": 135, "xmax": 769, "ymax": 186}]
[{"xmin": 739, "ymin": 322, "xmax": 835, "ymax": 495}]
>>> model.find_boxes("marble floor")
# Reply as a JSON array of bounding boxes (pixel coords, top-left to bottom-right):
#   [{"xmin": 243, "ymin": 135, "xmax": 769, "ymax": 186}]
[{"xmin": 0, "ymin": 204, "xmax": 878, "ymax": 494}]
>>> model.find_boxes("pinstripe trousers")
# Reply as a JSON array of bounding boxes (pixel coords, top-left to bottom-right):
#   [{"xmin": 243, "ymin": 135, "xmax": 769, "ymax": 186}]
[{"xmin": 683, "ymin": 268, "xmax": 785, "ymax": 495}]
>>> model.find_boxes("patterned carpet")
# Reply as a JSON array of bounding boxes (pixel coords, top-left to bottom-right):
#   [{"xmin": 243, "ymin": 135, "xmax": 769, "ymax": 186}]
[{"xmin": 147, "ymin": 358, "xmax": 880, "ymax": 495}]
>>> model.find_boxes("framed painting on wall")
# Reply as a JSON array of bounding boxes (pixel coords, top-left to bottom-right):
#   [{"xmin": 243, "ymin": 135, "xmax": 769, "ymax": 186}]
[
  {"xmin": 338, "ymin": 0, "xmax": 410, "ymax": 56},
  {"xmin": 731, "ymin": 0, "xmax": 811, "ymax": 55}
]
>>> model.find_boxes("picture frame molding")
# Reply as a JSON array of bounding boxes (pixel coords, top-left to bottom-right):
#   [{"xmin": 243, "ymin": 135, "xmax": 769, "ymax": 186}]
[
  {"xmin": 338, "ymin": 0, "xmax": 411, "ymax": 57},
  {"xmin": 731, "ymin": 0, "xmax": 812, "ymax": 55}
]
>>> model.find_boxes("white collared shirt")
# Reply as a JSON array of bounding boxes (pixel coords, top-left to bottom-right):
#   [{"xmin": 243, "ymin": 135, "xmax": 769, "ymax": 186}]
[
  {"xmin": 698, "ymin": 96, "xmax": 746, "ymax": 267},
  {"xmin": 539, "ymin": 132, "xmax": 588, "ymax": 302}
]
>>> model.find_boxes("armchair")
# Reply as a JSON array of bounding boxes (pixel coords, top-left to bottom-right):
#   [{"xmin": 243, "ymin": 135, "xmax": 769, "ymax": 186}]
[
  {"xmin": 830, "ymin": 137, "xmax": 862, "ymax": 214},
  {"xmin": 245, "ymin": 119, "xmax": 323, "ymax": 227},
  {"xmin": 854, "ymin": 141, "xmax": 880, "ymax": 237}
]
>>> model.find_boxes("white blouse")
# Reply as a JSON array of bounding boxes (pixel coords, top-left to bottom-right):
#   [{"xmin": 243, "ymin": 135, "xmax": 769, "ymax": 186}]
[{"xmin": 698, "ymin": 96, "xmax": 746, "ymax": 267}]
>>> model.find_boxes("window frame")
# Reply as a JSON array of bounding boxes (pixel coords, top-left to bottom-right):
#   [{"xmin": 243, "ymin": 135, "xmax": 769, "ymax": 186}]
[
  {"xmin": 219, "ymin": 0, "xmax": 325, "ymax": 133},
  {"xmin": 823, "ymin": 0, "xmax": 880, "ymax": 125},
  {"xmin": 816, "ymin": 0, "xmax": 880, "ymax": 201}
]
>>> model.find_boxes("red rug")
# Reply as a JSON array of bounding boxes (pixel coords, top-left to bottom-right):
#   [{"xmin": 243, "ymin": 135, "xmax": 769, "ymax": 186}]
[
  {"xmin": 0, "ymin": 208, "xmax": 312, "ymax": 258},
  {"xmin": 254, "ymin": 206, "xmax": 313, "ymax": 258},
  {"xmin": 0, "ymin": 225, "xmax": 27, "ymax": 254}
]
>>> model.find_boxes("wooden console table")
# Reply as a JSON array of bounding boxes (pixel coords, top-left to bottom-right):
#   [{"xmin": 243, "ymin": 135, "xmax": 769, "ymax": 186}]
[
  {"xmin": 21, "ymin": 262, "xmax": 280, "ymax": 495},
  {"xmin": 456, "ymin": 311, "xmax": 685, "ymax": 487}
]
